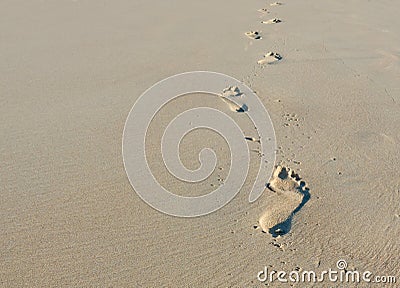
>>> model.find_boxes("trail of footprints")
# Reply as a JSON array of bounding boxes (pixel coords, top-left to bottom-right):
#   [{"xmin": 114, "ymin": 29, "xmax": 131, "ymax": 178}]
[
  {"xmin": 216, "ymin": 1, "xmax": 309, "ymax": 239},
  {"xmin": 242, "ymin": 1, "xmax": 312, "ymax": 238},
  {"xmin": 245, "ymin": 1, "xmax": 284, "ymax": 65}
]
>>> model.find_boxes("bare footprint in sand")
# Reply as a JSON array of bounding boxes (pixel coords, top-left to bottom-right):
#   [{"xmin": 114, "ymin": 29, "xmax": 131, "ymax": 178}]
[
  {"xmin": 222, "ymin": 86, "xmax": 243, "ymax": 97},
  {"xmin": 245, "ymin": 31, "xmax": 262, "ymax": 40},
  {"xmin": 257, "ymin": 52, "xmax": 282, "ymax": 65},
  {"xmin": 258, "ymin": 8, "xmax": 270, "ymax": 13},
  {"xmin": 258, "ymin": 166, "xmax": 310, "ymax": 237},
  {"xmin": 219, "ymin": 86, "xmax": 248, "ymax": 112},
  {"xmin": 270, "ymin": 2, "xmax": 283, "ymax": 6},
  {"xmin": 261, "ymin": 18, "xmax": 282, "ymax": 24}
]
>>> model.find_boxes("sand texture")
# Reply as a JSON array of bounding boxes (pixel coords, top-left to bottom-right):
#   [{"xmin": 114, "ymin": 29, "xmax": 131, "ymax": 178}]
[{"xmin": 1, "ymin": 0, "xmax": 399, "ymax": 287}]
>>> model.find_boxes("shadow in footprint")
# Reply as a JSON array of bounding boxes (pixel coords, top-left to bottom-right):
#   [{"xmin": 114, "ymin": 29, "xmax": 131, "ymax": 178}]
[{"xmin": 268, "ymin": 186, "xmax": 311, "ymax": 237}]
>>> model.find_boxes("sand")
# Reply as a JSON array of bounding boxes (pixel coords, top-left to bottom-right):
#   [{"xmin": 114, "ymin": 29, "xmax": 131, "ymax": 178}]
[{"xmin": 1, "ymin": 0, "xmax": 399, "ymax": 287}]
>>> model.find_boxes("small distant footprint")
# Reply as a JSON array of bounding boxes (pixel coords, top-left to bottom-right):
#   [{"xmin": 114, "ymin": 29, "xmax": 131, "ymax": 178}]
[
  {"xmin": 245, "ymin": 31, "xmax": 262, "ymax": 40},
  {"xmin": 270, "ymin": 2, "xmax": 283, "ymax": 6},
  {"xmin": 261, "ymin": 18, "xmax": 282, "ymax": 24},
  {"xmin": 257, "ymin": 8, "xmax": 270, "ymax": 13},
  {"xmin": 257, "ymin": 52, "xmax": 282, "ymax": 65},
  {"xmin": 258, "ymin": 166, "xmax": 310, "ymax": 237}
]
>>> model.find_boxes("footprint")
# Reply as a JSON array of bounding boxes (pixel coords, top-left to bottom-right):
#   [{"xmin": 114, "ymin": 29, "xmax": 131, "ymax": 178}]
[
  {"xmin": 257, "ymin": 8, "xmax": 270, "ymax": 13},
  {"xmin": 261, "ymin": 18, "xmax": 282, "ymax": 24},
  {"xmin": 222, "ymin": 86, "xmax": 243, "ymax": 97},
  {"xmin": 270, "ymin": 2, "xmax": 283, "ymax": 6},
  {"xmin": 257, "ymin": 52, "xmax": 282, "ymax": 65},
  {"xmin": 258, "ymin": 166, "xmax": 310, "ymax": 237},
  {"xmin": 245, "ymin": 137, "xmax": 261, "ymax": 143},
  {"xmin": 220, "ymin": 86, "xmax": 248, "ymax": 112},
  {"xmin": 245, "ymin": 31, "xmax": 262, "ymax": 40}
]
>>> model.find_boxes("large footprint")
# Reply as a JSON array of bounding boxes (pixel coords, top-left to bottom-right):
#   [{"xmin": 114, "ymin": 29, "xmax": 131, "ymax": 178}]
[{"xmin": 258, "ymin": 166, "xmax": 310, "ymax": 237}]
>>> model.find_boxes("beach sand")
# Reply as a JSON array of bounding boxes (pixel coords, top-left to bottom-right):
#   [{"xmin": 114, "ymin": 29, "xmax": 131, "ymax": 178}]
[{"xmin": 1, "ymin": 0, "xmax": 399, "ymax": 287}]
